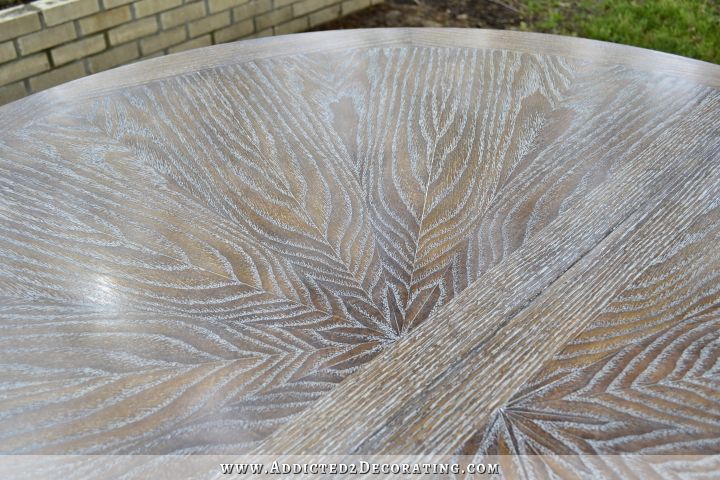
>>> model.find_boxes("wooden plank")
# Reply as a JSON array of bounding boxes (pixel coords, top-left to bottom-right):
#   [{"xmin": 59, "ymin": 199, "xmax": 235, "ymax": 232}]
[{"xmin": 254, "ymin": 98, "xmax": 720, "ymax": 454}]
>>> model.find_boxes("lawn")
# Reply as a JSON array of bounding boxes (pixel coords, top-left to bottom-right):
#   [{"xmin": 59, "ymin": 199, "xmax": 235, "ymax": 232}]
[{"xmin": 519, "ymin": 0, "xmax": 720, "ymax": 63}]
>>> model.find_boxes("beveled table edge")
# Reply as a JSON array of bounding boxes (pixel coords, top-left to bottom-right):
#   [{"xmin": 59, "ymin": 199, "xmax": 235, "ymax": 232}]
[{"xmin": 1, "ymin": 28, "xmax": 719, "ymax": 131}]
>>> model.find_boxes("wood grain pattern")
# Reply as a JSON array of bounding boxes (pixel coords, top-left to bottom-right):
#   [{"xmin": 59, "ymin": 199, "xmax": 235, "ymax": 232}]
[
  {"xmin": 255, "ymin": 100, "xmax": 720, "ymax": 455},
  {"xmin": 0, "ymin": 29, "xmax": 718, "ymax": 457},
  {"xmin": 467, "ymin": 213, "xmax": 720, "ymax": 456}
]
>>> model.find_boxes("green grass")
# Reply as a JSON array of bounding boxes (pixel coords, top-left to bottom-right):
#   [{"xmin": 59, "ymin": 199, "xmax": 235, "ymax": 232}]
[{"xmin": 519, "ymin": 0, "xmax": 720, "ymax": 64}]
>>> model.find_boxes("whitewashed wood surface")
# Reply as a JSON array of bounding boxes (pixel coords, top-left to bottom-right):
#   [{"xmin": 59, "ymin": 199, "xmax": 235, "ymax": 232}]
[{"xmin": 0, "ymin": 30, "xmax": 717, "ymax": 464}]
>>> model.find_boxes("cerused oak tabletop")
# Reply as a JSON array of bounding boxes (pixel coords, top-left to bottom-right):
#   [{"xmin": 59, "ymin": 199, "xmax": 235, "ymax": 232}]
[{"xmin": 0, "ymin": 28, "xmax": 718, "ymax": 465}]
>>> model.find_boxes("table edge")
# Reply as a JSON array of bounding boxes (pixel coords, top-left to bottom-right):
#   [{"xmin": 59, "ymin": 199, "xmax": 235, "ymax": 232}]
[{"xmin": 1, "ymin": 28, "xmax": 719, "ymax": 129}]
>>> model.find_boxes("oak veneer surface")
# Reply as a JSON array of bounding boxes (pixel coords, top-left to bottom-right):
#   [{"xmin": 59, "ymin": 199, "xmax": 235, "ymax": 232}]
[{"xmin": 0, "ymin": 29, "xmax": 718, "ymax": 459}]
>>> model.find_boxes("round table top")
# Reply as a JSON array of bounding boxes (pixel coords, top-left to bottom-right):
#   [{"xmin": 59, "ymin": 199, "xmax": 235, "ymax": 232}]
[{"xmin": 0, "ymin": 28, "xmax": 719, "ymax": 465}]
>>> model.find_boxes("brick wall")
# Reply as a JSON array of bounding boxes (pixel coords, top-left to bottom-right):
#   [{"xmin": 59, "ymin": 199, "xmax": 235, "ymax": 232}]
[{"xmin": 0, "ymin": 0, "xmax": 381, "ymax": 105}]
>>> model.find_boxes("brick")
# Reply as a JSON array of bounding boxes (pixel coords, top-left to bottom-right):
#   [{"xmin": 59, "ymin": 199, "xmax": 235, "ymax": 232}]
[
  {"xmin": 103, "ymin": 0, "xmax": 134, "ymax": 8},
  {"xmin": 188, "ymin": 12, "xmax": 230, "ymax": 38},
  {"xmin": 293, "ymin": 0, "xmax": 335, "ymax": 17},
  {"xmin": 133, "ymin": 0, "xmax": 182, "ymax": 18},
  {"xmin": 78, "ymin": 6, "xmax": 132, "ymax": 35},
  {"xmin": 168, "ymin": 34, "xmax": 211, "ymax": 53},
  {"xmin": 0, "ymin": 53, "xmax": 49, "ymax": 86},
  {"xmin": 17, "ymin": 23, "xmax": 76, "ymax": 55},
  {"xmin": 28, "ymin": 61, "xmax": 85, "ymax": 92},
  {"xmin": 213, "ymin": 18, "xmax": 253, "ymax": 43},
  {"xmin": 0, "ymin": 81, "xmax": 28, "ymax": 105},
  {"xmin": 87, "ymin": 41, "xmax": 139, "ymax": 72},
  {"xmin": 245, "ymin": 27, "xmax": 272, "ymax": 39},
  {"xmin": 0, "ymin": 6, "xmax": 41, "ymax": 43},
  {"xmin": 232, "ymin": 0, "xmax": 271, "ymax": 21},
  {"xmin": 136, "ymin": 51, "xmax": 163, "ymax": 62},
  {"xmin": 160, "ymin": 2, "xmax": 206, "ymax": 29},
  {"xmin": 255, "ymin": 5, "xmax": 291, "ymax": 30},
  {"xmin": 341, "ymin": 0, "xmax": 370, "ymax": 15},
  {"xmin": 51, "ymin": 34, "xmax": 106, "ymax": 66},
  {"xmin": 108, "ymin": 17, "xmax": 158, "ymax": 45},
  {"xmin": 208, "ymin": 0, "xmax": 247, "ymax": 14},
  {"xmin": 309, "ymin": 4, "xmax": 339, "ymax": 26},
  {"xmin": 139, "ymin": 25, "xmax": 186, "ymax": 54},
  {"xmin": 34, "ymin": 0, "xmax": 100, "ymax": 27},
  {"xmin": 273, "ymin": 0, "xmax": 297, "ymax": 6},
  {"xmin": 274, "ymin": 16, "xmax": 308, "ymax": 35},
  {"xmin": 0, "ymin": 42, "xmax": 16, "ymax": 64}
]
